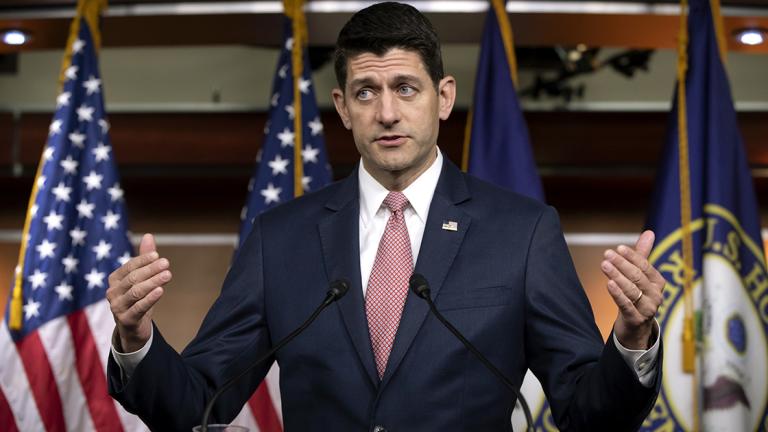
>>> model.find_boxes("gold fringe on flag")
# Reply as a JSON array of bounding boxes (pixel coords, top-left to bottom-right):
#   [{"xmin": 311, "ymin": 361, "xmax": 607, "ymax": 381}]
[
  {"xmin": 675, "ymin": 0, "xmax": 700, "ymax": 429},
  {"xmin": 10, "ymin": 0, "xmax": 107, "ymax": 330}
]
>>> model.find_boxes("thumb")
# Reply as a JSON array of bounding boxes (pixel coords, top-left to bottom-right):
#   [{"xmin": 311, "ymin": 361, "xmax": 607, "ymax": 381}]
[
  {"xmin": 634, "ymin": 230, "xmax": 656, "ymax": 258},
  {"xmin": 139, "ymin": 233, "xmax": 157, "ymax": 256}
]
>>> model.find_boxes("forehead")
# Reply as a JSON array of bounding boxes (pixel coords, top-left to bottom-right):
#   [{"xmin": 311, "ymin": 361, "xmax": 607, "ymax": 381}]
[{"xmin": 345, "ymin": 48, "xmax": 429, "ymax": 84}]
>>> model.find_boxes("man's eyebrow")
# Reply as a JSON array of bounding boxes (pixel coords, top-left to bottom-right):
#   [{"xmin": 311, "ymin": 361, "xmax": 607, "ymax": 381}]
[
  {"xmin": 348, "ymin": 77, "xmax": 378, "ymax": 89},
  {"xmin": 391, "ymin": 74, "xmax": 423, "ymax": 85}
]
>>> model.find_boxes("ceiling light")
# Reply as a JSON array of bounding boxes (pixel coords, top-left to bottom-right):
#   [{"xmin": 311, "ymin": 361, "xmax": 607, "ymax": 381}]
[
  {"xmin": 734, "ymin": 28, "xmax": 765, "ymax": 46},
  {"xmin": 2, "ymin": 29, "xmax": 30, "ymax": 46}
]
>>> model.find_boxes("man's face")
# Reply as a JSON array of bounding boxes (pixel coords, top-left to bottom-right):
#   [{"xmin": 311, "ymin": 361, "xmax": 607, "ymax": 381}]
[{"xmin": 332, "ymin": 48, "xmax": 455, "ymax": 189}]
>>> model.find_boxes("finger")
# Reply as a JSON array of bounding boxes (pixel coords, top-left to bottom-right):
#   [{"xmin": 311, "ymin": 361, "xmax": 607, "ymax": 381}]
[
  {"xmin": 112, "ymin": 269, "xmax": 172, "ymax": 316},
  {"xmin": 615, "ymin": 244, "xmax": 667, "ymax": 292},
  {"xmin": 139, "ymin": 233, "xmax": 156, "ymax": 256},
  {"xmin": 606, "ymin": 279, "xmax": 642, "ymax": 319},
  {"xmin": 113, "ymin": 257, "xmax": 170, "ymax": 294},
  {"xmin": 108, "ymin": 251, "xmax": 160, "ymax": 290},
  {"xmin": 633, "ymin": 230, "xmax": 655, "ymax": 258},
  {"xmin": 605, "ymin": 248, "xmax": 648, "ymax": 288},
  {"xmin": 127, "ymin": 287, "xmax": 164, "ymax": 320},
  {"xmin": 601, "ymin": 258, "xmax": 643, "ymax": 301}
]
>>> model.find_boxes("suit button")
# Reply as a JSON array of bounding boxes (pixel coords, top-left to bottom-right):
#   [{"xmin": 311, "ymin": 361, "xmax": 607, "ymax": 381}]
[{"xmin": 373, "ymin": 426, "xmax": 387, "ymax": 432}]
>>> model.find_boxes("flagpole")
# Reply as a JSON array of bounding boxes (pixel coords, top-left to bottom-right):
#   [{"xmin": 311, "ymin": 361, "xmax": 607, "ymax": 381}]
[
  {"xmin": 675, "ymin": 0, "xmax": 700, "ymax": 429},
  {"xmin": 285, "ymin": 0, "xmax": 306, "ymax": 198},
  {"xmin": 9, "ymin": 0, "xmax": 107, "ymax": 331}
]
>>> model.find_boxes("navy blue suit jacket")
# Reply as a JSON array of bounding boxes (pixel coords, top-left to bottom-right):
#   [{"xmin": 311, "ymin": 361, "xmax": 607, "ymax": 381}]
[{"xmin": 108, "ymin": 159, "xmax": 660, "ymax": 431}]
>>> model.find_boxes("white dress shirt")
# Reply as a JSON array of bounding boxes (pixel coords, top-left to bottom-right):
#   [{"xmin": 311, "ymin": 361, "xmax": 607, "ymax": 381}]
[{"xmin": 113, "ymin": 149, "xmax": 659, "ymax": 387}]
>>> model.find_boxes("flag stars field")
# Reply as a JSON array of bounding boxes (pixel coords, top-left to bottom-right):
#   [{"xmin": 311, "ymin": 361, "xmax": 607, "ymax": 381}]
[
  {"xmin": 82, "ymin": 75, "xmax": 101, "ymax": 95},
  {"xmin": 43, "ymin": 211, "xmax": 64, "ymax": 231},
  {"xmin": 23, "ymin": 299, "xmax": 41, "ymax": 320},
  {"xmin": 65, "ymin": 65, "xmax": 78, "ymax": 80},
  {"xmin": 54, "ymin": 283, "xmax": 74, "ymax": 301},
  {"xmin": 83, "ymin": 170, "xmax": 103, "ymax": 190},
  {"xmin": 76, "ymin": 104, "xmax": 95, "ymax": 122},
  {"xmin": 60, "ymin": 155, "xmax": 78, "ymax": 174},
  {"xmin": 269, "ymin": 154, "xmax": 290, "ymax": 175},
  {"xmin": 29, "ymin": 270, "xmax": 47, "ymax": 290},
  {"xmin": 92, "ymin": 240, "xmax": 112, "ymax": 261},
  {"xmin": 261, "ymin": 183, "xmax": 282, "ymax": 205},
  {"xmin": 52, "ymin": 182, "xmax": 72, "ymax": 202},
  {"xmin": 278, "ymin": 128, "xmax": 295, "ymax": 147},
  {"xmin": 101, "ymin": 211, "xmax": 120, "ymax": 230},
  {"xmin": 108, "ymin": 183, "xmax": 124, "ymax": 201},
  {"xmin": 69, "ymin": 227, "xmax": 87, "ymax": 246},
  {"xmin": 56, "ymin": 92, "xmax": 71, "ymax": 108},
  {"xmin": 76, "ymin": 199, "xmax": 95, "ymax": 218},
  {"xmin": 69, "ymin": 132, "xmax": 86, "ymax": 148},
  {"xmin": 93, "ymin": 143, "xmax": 110, "ymax": 161},
  {"xmin": 62, "ymin": 254, "xmax": 78, "ymax": 274},
  {"xmin": 36, "ymin": 239, "xmax": 57, "ymax": 259},
  {"xmin": 84, "ymin": 268, "xmax": 105, "ymax": 289}
]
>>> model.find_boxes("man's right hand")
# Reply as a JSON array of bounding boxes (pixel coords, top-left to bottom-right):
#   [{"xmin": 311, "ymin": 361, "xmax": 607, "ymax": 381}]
[{"xmin": 106, "ymin": 233, "xmax": 172, "ymax": 353}]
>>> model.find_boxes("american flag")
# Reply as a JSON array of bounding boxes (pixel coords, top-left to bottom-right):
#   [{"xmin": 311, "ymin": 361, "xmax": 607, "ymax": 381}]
[
  {"xmin": 230, "ymin": 14, "xmax": 332, "ymax": 432},
  {"xmin": 0, "ymin": 8, "xmax": 147, "ymax": 432}
]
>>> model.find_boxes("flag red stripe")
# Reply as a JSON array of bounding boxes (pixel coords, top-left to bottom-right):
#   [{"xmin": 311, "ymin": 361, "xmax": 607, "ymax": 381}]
[
  {"xmin": 67, "ymin": 311, "xmax": 124, "ymax": 432},
  {"xmin": 16, "ymin": 331, "xmax": 66, "ymax": 432},
  {"xmin": 0, "ymin": 388, "xmax": 19, "ymax": 432},
  {"xmin": 248, "ymin": 383, "xmax": 282, "ymax": 432}
]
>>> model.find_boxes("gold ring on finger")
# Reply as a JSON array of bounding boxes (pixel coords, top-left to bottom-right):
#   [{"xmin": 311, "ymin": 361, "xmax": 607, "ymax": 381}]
[{"xmin": 632, "ymin": 291, "xmax": 643, "ymax": 305}]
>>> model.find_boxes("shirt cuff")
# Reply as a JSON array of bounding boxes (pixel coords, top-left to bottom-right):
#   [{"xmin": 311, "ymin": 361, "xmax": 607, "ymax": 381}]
[
  {"xmin": 110, "ymin": 326, "xmax": 153, "ymax": 381},
  {"xmin": 612, "ymin": 319, "xmax": 660, "ymax": 388}
]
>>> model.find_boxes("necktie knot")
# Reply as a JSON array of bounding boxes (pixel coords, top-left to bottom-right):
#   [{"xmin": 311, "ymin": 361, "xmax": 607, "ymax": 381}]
[{"xmin": 383, "ymin": 191, "xmax": 409, "ymax": 214}]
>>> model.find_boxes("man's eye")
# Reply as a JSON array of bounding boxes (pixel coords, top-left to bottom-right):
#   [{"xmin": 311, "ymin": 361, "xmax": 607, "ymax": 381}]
[
  {"xmin": 357, "ymin": 89, "xmax": 373, "ymax": 100},
  {"xmin": 398, "ymin": 86, "xmax": 416, "ymax": 96}
]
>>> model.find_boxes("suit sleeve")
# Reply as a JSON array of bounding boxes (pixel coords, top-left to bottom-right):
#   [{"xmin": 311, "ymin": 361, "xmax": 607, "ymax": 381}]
[
  {"xmin": 107, "ymin": 218, "xmax": 273, "ymax": 432},
  {"xmin": 523, "ymin": 206, "xmax": 661, "ymax": 431}
]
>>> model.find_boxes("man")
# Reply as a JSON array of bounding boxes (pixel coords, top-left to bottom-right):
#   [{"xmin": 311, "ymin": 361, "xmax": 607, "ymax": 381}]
[{"xmin": 107, "ymin": 3, "xmax": 664, "ymax": 431}]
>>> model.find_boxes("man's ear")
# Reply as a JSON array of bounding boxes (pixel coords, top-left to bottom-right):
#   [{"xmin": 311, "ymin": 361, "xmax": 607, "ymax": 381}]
[
  {"xmin": 331, "ymin": 88, "xmax": 352, "ymax": 130},
  {"xmin": 437, "ymin": 75, "xmax": 456, "ymax": 121}
]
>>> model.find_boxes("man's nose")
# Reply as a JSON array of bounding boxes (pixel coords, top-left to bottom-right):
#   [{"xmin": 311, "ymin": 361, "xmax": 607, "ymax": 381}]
[{"xmin": 376, "ymin": 90, "xmax": 400, "ymax": 127}]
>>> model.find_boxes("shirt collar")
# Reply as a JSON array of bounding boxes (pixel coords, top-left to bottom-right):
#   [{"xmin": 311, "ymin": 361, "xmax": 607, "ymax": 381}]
[{"xmin": 358, "ymin": 149, "xmax": 443, "ymax": 228}]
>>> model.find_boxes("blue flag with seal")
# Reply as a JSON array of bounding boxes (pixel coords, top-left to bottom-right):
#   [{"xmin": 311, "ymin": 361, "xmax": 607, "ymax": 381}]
[
  {"xmin": 641, "ymin": 0, "xmax": 768, "ymax": 429},
  {"xmin": 462, "ymin": 0, "xmax": 544, "ymax": 202}
]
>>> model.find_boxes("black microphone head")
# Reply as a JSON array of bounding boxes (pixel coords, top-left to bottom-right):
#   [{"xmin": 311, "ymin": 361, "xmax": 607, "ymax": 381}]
[
  {"xmin": 409, "ymin": 273, "xmax": 431, "ymax": 299},
  {"xmin": 328, "ymin": 279, "xmax": 350, "ymax": 300}
]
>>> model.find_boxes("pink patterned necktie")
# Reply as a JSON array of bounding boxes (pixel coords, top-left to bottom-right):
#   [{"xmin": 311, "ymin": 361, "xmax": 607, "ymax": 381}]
[{"xmin": 365, "ymin": 191, "xmax": 413, "ymax": 379}]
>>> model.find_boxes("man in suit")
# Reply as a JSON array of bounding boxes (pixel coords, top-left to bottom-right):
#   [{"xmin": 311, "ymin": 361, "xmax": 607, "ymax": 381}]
[{"xmin": 107, "ymin": 3, "xmax": 665, "ymax": 431}]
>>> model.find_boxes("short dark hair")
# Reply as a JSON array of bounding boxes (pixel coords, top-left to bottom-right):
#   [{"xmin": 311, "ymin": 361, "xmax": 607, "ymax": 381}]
[{"xmin": 333, "ymin": 2, "xmax": 445, "ymax": 89}]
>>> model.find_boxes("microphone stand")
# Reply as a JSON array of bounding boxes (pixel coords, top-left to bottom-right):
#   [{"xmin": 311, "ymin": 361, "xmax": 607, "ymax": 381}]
[
  {"xmin": 200, "ymin": 279, "xmax": 349, "ymax": 432},
  {"xmin": 410, "ymin": 274, "xmax": 535, "ymax": 432}
]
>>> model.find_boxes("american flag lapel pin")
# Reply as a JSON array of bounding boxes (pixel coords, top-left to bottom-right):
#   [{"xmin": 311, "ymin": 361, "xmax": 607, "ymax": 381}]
[{"xmin": 441, "ymin": 220, "xmax": 458, "ymax": 231}]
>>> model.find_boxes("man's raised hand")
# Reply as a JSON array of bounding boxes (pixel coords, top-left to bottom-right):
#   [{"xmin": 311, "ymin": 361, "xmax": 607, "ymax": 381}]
[{"xmin": 106, "ymin": 233, "xmax": 172, "ymax": 353}]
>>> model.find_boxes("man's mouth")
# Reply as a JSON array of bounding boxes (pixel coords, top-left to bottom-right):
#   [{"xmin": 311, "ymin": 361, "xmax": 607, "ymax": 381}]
[{"xmin": 375, "ymin": 135, "xmax": 407, "ymax": 146}]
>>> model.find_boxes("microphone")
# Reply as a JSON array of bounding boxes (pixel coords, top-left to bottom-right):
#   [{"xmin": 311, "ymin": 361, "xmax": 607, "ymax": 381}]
[
  {"xmin": 409, "ymin": 274, "xmax": 534, "ymax": 432},
  {"xmin": 200, "ymin": 279, "xmax": 350, "ymax": 432}
]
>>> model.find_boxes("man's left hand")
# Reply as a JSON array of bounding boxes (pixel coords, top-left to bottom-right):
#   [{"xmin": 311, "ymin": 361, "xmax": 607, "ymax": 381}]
[{"xmin": 601, "ymin": 230, "xmax": 666, "ymax": 350}]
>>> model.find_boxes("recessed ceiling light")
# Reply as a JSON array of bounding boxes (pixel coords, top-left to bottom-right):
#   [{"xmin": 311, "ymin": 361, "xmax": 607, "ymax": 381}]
[
  {"xmin": 734, "ymin": 28, "xmax": 765, "ymax": 46},
  {"xmin": 2, "ymin": 29, "xmax": 30, "ymax": 46}
]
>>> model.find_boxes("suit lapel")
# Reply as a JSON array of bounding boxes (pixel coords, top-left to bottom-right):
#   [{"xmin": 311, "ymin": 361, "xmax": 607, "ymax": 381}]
[
  {"xmin": 318, "ymin": 172, "xmax": 379, "ymax": 386},
  {"xmin": 380, "ymin": 160, "xmax": 472, "ymax": 388}
]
